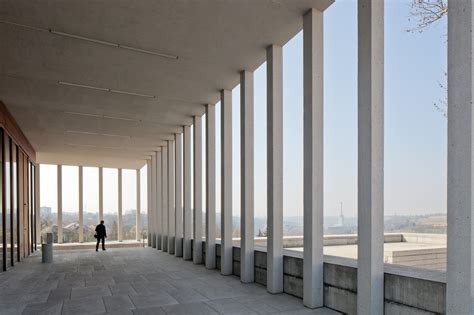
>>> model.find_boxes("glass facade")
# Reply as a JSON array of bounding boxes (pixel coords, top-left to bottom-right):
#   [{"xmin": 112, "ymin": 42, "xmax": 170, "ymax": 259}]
[{"xmin": 0, "ymin": 127, "xmax": 36, "ymax": 272}]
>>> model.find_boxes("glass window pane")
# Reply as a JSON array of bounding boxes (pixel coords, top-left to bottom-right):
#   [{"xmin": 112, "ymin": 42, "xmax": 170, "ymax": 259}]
[
  {"xmin": 122, "ymin": 169, "xmax": 136, "ymax": 240},
  {"xmin": 140, "ymin": 165, "xmax": 147, "ymax": 240},
  {"xmin": 103, "ymin": 168, "xmax": 118, "ymax": 241},
  {"xmin": 4, "ymin": 136, "xmax": 11, "ymax": 268},
  {"xmin": 12, "ymin": 145, "xmax": 17, "ymax": 262},
  {"xmin": 40, "ymin": 164, "xmax": 58, "ymax": 243},
  {"xmin": 83, "ymin": 167, "xmax": 99, "ymax": 242},
  {"xmin": 62, "ymin": 166, "xmax": 78, "ymax": 243}
]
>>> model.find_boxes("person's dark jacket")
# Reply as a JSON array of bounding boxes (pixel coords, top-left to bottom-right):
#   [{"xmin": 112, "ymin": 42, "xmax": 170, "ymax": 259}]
[{"xmin": 95, "ymin": 224, "xmax": 107, "ymax": 238}]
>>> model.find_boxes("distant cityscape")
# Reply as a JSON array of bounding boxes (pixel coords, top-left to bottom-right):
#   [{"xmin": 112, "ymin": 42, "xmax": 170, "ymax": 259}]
[
  {"xmin": 41, "ymin": 205, "xmax": 447, "ymax": 244},
  {"xmin": 40, "ymin": 206, "xmax": 147, "ymax": 243}
]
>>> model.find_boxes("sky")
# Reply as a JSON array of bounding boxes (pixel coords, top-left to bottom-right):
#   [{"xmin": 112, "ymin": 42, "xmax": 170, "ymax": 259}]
[{"xmin": 40, "ymin": 0, "xmax": 447, "ymax": 219}]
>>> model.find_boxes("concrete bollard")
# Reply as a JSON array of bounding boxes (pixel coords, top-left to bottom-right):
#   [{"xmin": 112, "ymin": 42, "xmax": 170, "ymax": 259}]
[{"xmin": 42, "ymin": 233, "xmax": 53, "ymax": 263}]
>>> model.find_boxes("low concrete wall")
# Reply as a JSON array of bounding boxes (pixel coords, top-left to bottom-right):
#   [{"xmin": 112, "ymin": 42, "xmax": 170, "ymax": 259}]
[
  {"xmin": 224, "ymin": 233, "xmax": 405, "ymax": 248},
  {"xmin": 196, "ymin": 241, "xmax": 445, "ymax": 314},
  {"xmin": 54, "ymin": 240, "xmax": 144, "ymax": 250}
]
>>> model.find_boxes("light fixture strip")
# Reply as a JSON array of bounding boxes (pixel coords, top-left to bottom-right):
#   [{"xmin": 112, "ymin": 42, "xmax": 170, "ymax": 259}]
[
  {"xmin": 65, "ymin": 111, "xmax": 141, "ymax": 123},
  {"xmin": 66, "ymin": 130, "xmax": 130, "ymax": 138},
  {"xmin": 58, "ymin": 81, "xmax": 108, "ymax": 91},
  {"xmin": 49, "ymin": 29, "xmax": 178, "ymax": 59},
  {"xmin": 0, "ymin": 20, "xmax": 178, "ymax": 59},
  {"xmin": 58, "ymin": 81, "xmax": 155, "ymax": 99},
  {"xmin": 102, "ymin": 115, "xmax": 140, "ymax": 122},
  {"xmin": 66, "ymin": 143, "xmax": 97, "ymax": 148}
]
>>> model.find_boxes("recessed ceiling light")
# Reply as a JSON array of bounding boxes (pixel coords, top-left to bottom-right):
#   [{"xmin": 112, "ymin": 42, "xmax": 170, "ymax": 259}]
[
  {"xmin": 58, "ymin": 81, "xmax": 156, "ymax": 98},
  {"xmin": 0, "ymin": 20, "xmax": 179, "ymax": 60}
]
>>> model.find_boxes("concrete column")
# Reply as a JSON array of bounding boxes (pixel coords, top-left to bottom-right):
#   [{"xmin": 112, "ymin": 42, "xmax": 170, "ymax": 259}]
[
  {"xmin": 240, "ymin": 71, "xmax": 254, "ymax": 282},
  {"xmin": 183, "ymin": 125, "xmax": 192, "ymax": 260},
  {"xmin": 35, "ymin": 164, "xmax": 40, "ymax": 245},
  {"xmin": 99, "ymin": 167, "xmax": 104, "ymax": 222},
  {"xmin": 266, "ymin": 44, "xmax": 283, "ymax": 293},
  {"xmin": 206, "ymin": 104, "xmax": 217, "ymax": 269},
  {"xmin": 175, "ymin": 133, "xmax": 184, "ymax": 257},
  {"xmin": 118, "ymin": 168, "xmax": 123, "ymax": 242},
  {"xmin": 357, "ymin": 0, "xmax": 384, "ymax": 314},
  {"xmin": 162, "ymin": 145, "xmax": 168, "ymax": 252},
  {"xmin": 57, "ymin": 165, "xmax": 63, "ymax": 244},
  {"xmin": 146, "ymin": 160, "xmax": 151, "ymax": 246},
  {"xmin": 221, "ymin": 89, "xmax": 233, "ymax": 275},
  {"xmin": 151, "ymin": 153, "xmax": 157, "ymax": 248},
  {"xmin": 303, "ymin": 8, "xmax": 324, "ymax": 308},
  {"xmin": 156, "ymin": 151, "xmax": 162, "ymax": 250},
  {"xmin": 447, "ymin": 1, "xmax": 474, "ymax": 313},
  {"xmin": 194, "ymin": 115, "xmax": 203, "ymax": 264},
  {"xmin": 79, "ymin": 166, "xmax": 84, "ymax": 243},
  {"xmin": 168, "ymin": 140, "xmax": 176, "ymax": 255},
  {"xmin": 136, "ymin": 169, "xmax": 141, "ymax": 241}
]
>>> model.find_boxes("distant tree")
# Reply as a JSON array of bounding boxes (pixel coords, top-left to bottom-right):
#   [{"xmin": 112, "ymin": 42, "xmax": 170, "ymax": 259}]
[
  {"xmin": 257, "ymin": 227, "xmax": 268, "ymax": 237},
  {"xmin": 407, "ymin": 0, "xmax": 447, "ymax": 118}
]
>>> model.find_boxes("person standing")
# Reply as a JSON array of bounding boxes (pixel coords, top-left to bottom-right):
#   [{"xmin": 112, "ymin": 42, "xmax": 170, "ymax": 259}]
[{"xmin": 95, "ymin": 220, "xmax": 107, "ymax": 251}]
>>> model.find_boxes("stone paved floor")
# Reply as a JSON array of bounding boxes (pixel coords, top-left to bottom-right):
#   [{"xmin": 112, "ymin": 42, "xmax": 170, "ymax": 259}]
[{"xmin": 0, "ymin": 247, "xmax": 340, "ymax": 315}]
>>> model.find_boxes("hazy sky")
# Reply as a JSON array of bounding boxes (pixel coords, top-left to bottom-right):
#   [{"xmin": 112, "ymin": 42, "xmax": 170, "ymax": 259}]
[{"xmin": 40, "ymin": 1, "xmax": 447, "ymax": 219}]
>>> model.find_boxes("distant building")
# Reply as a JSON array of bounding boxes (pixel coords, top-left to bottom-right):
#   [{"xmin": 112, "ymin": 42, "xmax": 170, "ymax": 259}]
[{"xmin": 41, "ymin": 206, "xmax": 52, "ymax": 217}]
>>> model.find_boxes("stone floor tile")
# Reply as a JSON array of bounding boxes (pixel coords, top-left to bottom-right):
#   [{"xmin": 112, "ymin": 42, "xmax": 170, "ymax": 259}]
[
  {"xmin": 71, "ymin": 285, "xmax": 111, "ymax": 299},
  {"xmin": 129, "ymin": 292, "xmax": 178, "ymax": 309},
  {"xmin": 48, "ymin": 287, "xmax": 71, "ymax": 302},
  {"xmin": 62, "ymin": 296, "xmax": 106, "ymax": 314},
  {"xmin": 22, "ymin": 301, "xmax": 63, "ymax": 315},
  {"xmin": 162, "ymin": 301, "xmax": 219, "ymax": 315},
  {"xmin": 205, "ymin": 298, "xmax": 259, "ymax": 314},
  {"xmin": 132, "ymin": 306, "xmax": 166, "ymax": 315},
  {"xmin": 103, "ymin": 295, "xmax": 135, "ymax": 311},
  {"xmin": 109, "ymin": 283, "xmax": 138, "ymax": 296},
  {"xmin": 166, "ymin": 287, "xmax": 209, "ymax": 304}
]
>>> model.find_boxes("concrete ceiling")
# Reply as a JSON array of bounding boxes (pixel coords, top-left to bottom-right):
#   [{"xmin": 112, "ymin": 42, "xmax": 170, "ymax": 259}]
[{"xmin": 0, "ymin": 0, "xmax": 333, "ymax": 169}]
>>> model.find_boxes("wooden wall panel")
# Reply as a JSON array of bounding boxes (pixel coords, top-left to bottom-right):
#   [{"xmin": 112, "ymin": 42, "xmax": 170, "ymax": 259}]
[{"xmin": 0, "ymin": 102, "xmax": 35, "ymax": 163}]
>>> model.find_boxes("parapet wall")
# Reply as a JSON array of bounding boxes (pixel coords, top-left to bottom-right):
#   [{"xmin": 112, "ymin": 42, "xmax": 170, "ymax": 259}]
[{"xmin": 196, "ymin": 241, "xmax": 446, "ymax": 314}]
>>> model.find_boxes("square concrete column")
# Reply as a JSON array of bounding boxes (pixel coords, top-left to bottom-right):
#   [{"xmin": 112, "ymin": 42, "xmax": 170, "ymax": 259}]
[
  {"xmin": 156, "ymin": 151, "xmax": 162, "ymax": 250},
  {"xmin": 194, "ymin": 115, "xmax": 203, "ymax": 264},
  {"xmin": 303, "ymin": 8, "xmax": 324, "ymax": 308},
  {"xmin": 146, "ymin": 160, "xmax": 151, "ymax": 246},
  {"xmin": 118, "ymin": 168, "xmax": 123, "ymax": 242},
  {"xmin": 151, "ymin": 153, "xmax": 157, "ymax": 248},
  {"xmin": 221, "ymin": 89, "xmax": 233, "ymax": 275},
  {"xmin": 168, "ymin": 140, "xmax": 176, "ymax": 255},
  {"xmin": 57, "ymin": 164, "xmax": 63, "ymax": 244},
  {"xmin": 79, "ymin": 166, "xmax": 84, "ymax": 243},
  {"xmin": 447, "ymin": 1, "xmax": 474, "ymax": 313},
  {"xmin": 183, "ymin": 125, "xmax": 192, "ymax": 260},
  {"xmin": 162, "ymin": 145, "xmax": 169, "ymax": 252},
  {"xmin": 136, "ymin": 168, "xmax": 141, "ymax": 241},
  {"xmin": 240, "ymin": 70, "xmax": 255, "ymax": 283},
  {"xmin": 175, "ymin": 133, "xmax": 184, "ymax": 257},
  {"xmin": 267, "ymin": 44, "xmax": 283, "ymax": 293},
  {"xmin": 357, "ymin": 0, "xmax": 384, "ymax": 314},
  {"xmin": 99, "ymin": 166, "xmax": 104, "ymax": 222},
  {"xmin": 206, "ymin": 104, "xmax": 217, "ymax": 269}
]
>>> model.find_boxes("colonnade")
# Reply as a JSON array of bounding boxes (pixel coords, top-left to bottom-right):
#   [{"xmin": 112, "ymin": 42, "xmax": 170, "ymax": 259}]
[{"xmin": 148, "ymin": 0, "xmax": 474, "ymax": 312}]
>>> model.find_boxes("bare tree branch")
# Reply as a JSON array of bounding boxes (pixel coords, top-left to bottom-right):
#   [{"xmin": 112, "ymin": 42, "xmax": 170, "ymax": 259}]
[{"xmin": 407, "ymin": 0, "xmax": 447, "ymax": 33}]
